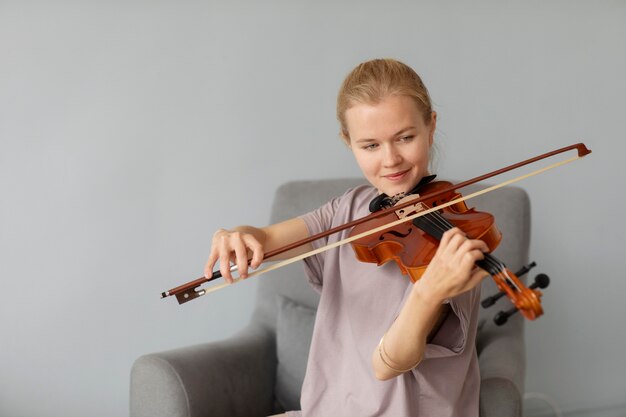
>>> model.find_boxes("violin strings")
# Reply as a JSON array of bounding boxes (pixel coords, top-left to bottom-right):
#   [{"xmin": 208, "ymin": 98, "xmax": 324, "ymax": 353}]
[
  {"xmin": 432, "ymin": 212, "xmax": 503, "ymax": 272},
  {"xmin": 414, "ymin": 209, "xmax": 521, "ymax": 291},
  {"xmin": 425, "ymin": 211, "xmax": 515, "ymax": 281},
  {"xmin": 432, "ymin": 210, "xmax": 520, "ymax": 291},
  {"xmin": 414, "ymin": 210, "xmax": 501, "ymax": 272}
]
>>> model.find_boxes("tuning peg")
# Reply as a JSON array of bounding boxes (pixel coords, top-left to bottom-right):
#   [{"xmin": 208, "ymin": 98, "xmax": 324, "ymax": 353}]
[
  {"xmin": 514, "ymin": 261, "xmax": 537, "ymax": 278},
  {"xmin": 492, "ymin": 273, "xmax": 550, "ymax": 325},
  {"xmin": 494, "ymin": 307, "xmax": 518, "ymax": 326},
  {"xmin": 481, "ymin": 291, "xmax": 505, "ymax": 308},
  {"xmin": 530, "ymin": 273, "xmax": 550, "ymax": 290}
]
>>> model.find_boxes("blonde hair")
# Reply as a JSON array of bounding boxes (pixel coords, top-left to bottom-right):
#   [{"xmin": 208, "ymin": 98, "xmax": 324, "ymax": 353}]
[{"xmin": 336, "ymin": 59, "xmax": 434, "ymax": 143}]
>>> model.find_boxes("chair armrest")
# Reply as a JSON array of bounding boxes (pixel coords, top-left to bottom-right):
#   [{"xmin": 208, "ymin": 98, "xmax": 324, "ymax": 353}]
[
  {"xmin": 479, "ymin": 377, "xmax": 522, "ymax": 417},
  {"xmin": 477, "ymin": 318, "xmax": 525, "ymax": 417},
  {"xmin": 130, "ymin": 325, "xmax": 277, "ymax": 417}
]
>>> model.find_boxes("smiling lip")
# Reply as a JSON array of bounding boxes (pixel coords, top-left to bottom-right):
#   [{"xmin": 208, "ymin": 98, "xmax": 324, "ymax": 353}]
[{"xmin": 384, "ymin": 170, "xmax": 410, "ymax": 181}]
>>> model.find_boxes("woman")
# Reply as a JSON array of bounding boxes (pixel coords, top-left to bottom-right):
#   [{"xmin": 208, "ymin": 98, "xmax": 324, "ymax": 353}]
[{"xmin": 205, "ymin": 59, "xmax": 487, "ymax": 416}]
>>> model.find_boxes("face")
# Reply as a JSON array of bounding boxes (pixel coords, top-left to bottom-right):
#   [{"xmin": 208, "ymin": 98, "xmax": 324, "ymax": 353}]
[{"xmin": 345, "ymin": 95, "xmax": 436, "ymax": 197}]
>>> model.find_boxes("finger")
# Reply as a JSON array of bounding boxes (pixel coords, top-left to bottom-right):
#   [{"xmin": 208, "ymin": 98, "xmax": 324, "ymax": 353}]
[
  {"xmin": 459, "ymin": 248, "xmax": 486, "ymax": 273},
  {"xmin": 231, "ymin": 236, "xmax": 251, "ymax": 278},
  {"xmin": 440, "ymin": 227, "xmax": 462, "ymax": 246},
  {"xmin": 439, "ymin": 228, "xmax": 451, "ymax": 247},
  {"xmin": 219, "ymin": 248, "xmax": 234, "ymax": 283},
  {"xmin": 468, "ymin": 267, "xmax": 489, "ymax": 288},
  {"xmin": 459, "ymin": 239, "xmax": 488, "ymax": 257},
  {"xmin": 244, "ymin": 235, "xmax": 264, "ymax": 269},
  {"xmin": 441, "ymin": 229, "xmax": 466, "ymax": 254},
  {"xmin": 205, "ymin": 248, "xmax": 219, "ymax": 279},
  {"xmin": 473, "ymin": 239, "xmax": 490, "ymax": 253}
]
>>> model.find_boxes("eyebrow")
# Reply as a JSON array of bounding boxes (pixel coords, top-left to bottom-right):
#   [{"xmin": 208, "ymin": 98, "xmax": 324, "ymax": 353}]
[{"xmin": 354, "ymin": 126, "xmax": 416, "ymax": 143}]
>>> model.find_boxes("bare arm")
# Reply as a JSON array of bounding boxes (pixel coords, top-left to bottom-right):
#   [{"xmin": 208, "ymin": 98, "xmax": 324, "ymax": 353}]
[
  {"xmin": 372, "ymin": 228, "xmax": 489, "ymax": 380},
  {"xmin": 204, "ymin": 217, "xmax": 311, "ymax": 283}
]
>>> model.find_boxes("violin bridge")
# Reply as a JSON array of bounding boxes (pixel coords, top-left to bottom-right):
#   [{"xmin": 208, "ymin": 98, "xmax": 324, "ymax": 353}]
[{"xmin": 394, "ymin": 194, "xmax": 427, "ymax": 219}]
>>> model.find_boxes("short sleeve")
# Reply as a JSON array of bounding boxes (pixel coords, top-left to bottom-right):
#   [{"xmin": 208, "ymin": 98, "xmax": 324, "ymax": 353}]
[
  {"xmin": 298, "ymin": 196, "xmax": 341, "ymax": 290},
  {"xmin": 422, "ymin": 286, "xmax": 480, "ymax": 360}
]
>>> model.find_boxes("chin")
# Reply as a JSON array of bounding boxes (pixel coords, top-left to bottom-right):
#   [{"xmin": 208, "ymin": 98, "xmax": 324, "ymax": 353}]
[
  {"xmin": 383, "ymin": 180, "xmax": 418, "ymax": 196},
  {"xmin": 372, "ymin": 174, "xmax": 418, "ymax": 196},
  {"xmin": 380, "ymin": 185, "xmax": 406, "ymax": 197}
]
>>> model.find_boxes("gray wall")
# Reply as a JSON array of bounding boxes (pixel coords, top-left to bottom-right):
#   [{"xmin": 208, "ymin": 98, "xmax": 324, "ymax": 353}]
[{"xmin": 1, "ymin": 1, "xmax": 624, "ymax": 416}]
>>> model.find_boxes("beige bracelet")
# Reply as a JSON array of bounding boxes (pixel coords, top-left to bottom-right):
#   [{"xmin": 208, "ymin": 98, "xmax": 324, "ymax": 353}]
[{"xmin": 378, "ymin": 333, "xmax": 420, "ymax": 373}]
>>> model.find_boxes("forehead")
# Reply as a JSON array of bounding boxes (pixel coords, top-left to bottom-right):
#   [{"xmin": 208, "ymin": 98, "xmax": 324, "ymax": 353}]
[{"xmin": 345, "ymin": 95, "xmax": 424, "ymax": 138}]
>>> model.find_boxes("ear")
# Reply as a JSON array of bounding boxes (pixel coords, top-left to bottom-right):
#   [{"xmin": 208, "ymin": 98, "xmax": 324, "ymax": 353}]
[{"xmin": 428, "ymin": 111, "xmax": 437, "ymax": 147}]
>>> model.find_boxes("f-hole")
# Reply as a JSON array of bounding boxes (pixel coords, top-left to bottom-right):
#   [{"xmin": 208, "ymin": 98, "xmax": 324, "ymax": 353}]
[{"xmin": 379, "ymin": 228, "xmax": 413, "ymax": 241}]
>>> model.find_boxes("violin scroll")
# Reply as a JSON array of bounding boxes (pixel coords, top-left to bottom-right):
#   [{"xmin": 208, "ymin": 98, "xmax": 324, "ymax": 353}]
[{"xmin": 481, "ymin": 262, "xmax": 551, "ymax": 325}]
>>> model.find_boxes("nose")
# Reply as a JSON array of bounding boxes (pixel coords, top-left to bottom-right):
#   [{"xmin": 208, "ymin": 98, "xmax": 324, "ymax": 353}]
[{"xmin": 382, "ymin": 144, "xmax": 402, "ymax": 167}]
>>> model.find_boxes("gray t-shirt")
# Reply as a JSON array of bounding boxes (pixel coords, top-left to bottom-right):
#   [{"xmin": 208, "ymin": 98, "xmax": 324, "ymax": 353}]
[{"xmin": 286, "ymin": 184, "xmax": 481, "ymax": 417}]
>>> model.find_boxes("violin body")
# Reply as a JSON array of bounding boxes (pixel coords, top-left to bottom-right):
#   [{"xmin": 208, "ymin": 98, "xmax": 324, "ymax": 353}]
[
  {"xmin": 350, "ymin": 180, "xmax": 544, "ymax": 322},
  {"xmin": 351, "ymin": 181, "xmax": 503, "ymax": 282}
]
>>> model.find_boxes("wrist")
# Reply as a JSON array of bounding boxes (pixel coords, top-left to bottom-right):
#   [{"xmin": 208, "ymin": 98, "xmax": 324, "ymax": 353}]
[{"xmin": 411, "ymin": 278, "xmax": 447, "ymax": 309}]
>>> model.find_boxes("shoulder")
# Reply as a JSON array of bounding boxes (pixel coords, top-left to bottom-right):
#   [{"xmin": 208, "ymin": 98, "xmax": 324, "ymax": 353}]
[
  {"xmin": 342, "ymin": 184, "xmax": 378, "ymax": 200},
  {"xmin": 299, "ymin": 184, "xmax": 378, "ymax": 237},
  {"xmin": 308, "ymin": 183, "xmax": 378, "ymax": 218},
  {"xmin": 334, "ymin": 184, "xmax": 378, "ymax": 218}
]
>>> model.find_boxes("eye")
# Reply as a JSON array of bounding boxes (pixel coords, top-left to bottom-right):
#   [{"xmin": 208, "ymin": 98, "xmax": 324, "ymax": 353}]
[
  {"xmin": 362, "ymin": 143, "xmax": 379, "ymax": 151},
  {"xmin": 399, "ymin": 135, "xmax": 415, "ymax": 142}
]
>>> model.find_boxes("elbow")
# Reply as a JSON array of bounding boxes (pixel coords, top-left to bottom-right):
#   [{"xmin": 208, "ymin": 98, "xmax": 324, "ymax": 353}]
[
  {"xmin": 374, "ymin": 368, "xmax": 396, "ymax": 381},
  {"xmin": 371, "ymin": 343, "xmax": 423, "ymax": 381},
  {"xmin": 372, "ymin": 350, "xmax": 392, "ymax": 381},
  {"xmin": 372, "ymin": 357, "xmax": 422, "ymax": 381},
  {"xmin": 372, "ymin": 354, "xmax": 397, "ymax": 381}
]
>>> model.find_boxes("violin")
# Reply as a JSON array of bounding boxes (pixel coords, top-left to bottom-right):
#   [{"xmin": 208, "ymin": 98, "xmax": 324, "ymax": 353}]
[
  {"xmin": 161, "ymin": 143, "xmax": 592, "ymax": 325},
  {"xmin": 351, "ymin": 179, "xmax": 544, "ymax": 324}
]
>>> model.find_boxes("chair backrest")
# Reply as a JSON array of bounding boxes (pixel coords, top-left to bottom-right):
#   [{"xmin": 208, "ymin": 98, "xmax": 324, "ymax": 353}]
[{"xmin": 249, "ymin": 178, "xmax": 530, "ymax": 410}]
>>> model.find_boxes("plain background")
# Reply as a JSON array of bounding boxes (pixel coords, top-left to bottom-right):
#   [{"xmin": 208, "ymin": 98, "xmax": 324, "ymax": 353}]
[{"xmin": 1, "ymin": 1, "xmax": 624, "ymax": 416}]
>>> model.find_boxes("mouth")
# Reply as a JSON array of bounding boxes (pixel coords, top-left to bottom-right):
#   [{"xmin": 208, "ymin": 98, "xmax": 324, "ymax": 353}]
[{"xmin": 383, "ymin": 169, "xmax": 410, "ymax": 181}]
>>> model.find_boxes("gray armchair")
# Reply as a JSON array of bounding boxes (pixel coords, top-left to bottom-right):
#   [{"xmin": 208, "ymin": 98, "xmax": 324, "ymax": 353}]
[{"xmin": 131, "ymin": 179, "xmax": 529, "ymax": 417}]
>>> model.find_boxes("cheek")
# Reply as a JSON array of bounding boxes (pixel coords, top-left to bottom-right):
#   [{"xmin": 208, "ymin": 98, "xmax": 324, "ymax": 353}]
[
  {"xmin": 413, "ymin": 143, "xmax": 431, "ymax": 165},
  {"xmin": 352, "ymin": 150, "xmax": 377, "ymax": 176}
]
